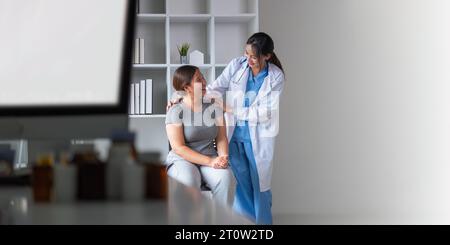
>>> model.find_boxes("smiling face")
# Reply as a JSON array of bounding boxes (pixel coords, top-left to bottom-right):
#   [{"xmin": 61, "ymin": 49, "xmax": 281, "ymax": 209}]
[
  {"xmin": 184, "ymin": 69, "xmax": 207, "ymax": 97},
  {"xmin": 245, "ymin": 44, "xmax": 271, "ymax": 70}
]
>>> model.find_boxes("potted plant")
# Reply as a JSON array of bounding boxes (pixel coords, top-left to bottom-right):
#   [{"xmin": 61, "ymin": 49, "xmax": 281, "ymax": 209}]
[{"xmin": 177, "ymin": 43, "xmax": 190, "ymax": 64}]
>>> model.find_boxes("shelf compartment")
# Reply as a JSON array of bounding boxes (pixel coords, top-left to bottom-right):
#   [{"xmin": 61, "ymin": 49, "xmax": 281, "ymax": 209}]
[
  {"xmin": 129, "ymin": 117, "xmax": 169, "ymax": 160},
  {"xmin": 137, "ymin": 14, "xmax": 166, "ymax": 23},
  {"xmin": 169, "ymin": 20, "xmax": 211, "ymax": 65},
  {"xmin": 169, "ymin": 14, "xmax": 211, "ymax": 22},
  {"xmin": 215, "ymin": 66, "xmax": 226, "ymax": 80},
  {"xmin": 129, "ymin": 114, "xmax": 166, "ymax": 118},
  {"xmin": 211, "ymin": 0, "xmax": 258, "ymax": 15},
  {"xmin": 168, "ymin": 0, "xmax": 208, "ymax": 15},
  {"xmin": 135, "ymin": 21, "xmax": 166, "ymax": 64},
  {"xmin": 133, "ymin": 64, "xmax": 168, "ymax": 70},
  {"xmin": 170, "ymin": 64, "xmax": 212, "ymax": 69},
  {"xmin": 214, "ymin": 14, "xmax": 257, "ymax": 23},
  {"xmin": 138, "ymin": 0, "xmax": 166, "ymax": 14},
  {"xmin": 131, "ymin": 68, "xmax": 167, "ymax": 115},
  {"xmin": 215, "ymin": 21, "xmax": 252, "ymax": 64}
]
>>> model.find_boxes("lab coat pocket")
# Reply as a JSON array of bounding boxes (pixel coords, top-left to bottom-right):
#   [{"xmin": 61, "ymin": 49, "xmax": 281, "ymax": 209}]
[{"xmin": 258, "ymin": 137, "xmax": 275, "ymax": 160}]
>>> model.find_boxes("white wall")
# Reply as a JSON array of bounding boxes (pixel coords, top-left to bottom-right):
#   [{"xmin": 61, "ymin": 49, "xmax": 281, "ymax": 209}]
[{"xmin": 261, "ymin": 0, "xmax": 450, "ymax": 224}]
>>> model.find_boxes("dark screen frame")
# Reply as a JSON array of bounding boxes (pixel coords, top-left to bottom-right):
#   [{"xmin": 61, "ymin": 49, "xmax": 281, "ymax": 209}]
[{"xmin": 0, "ymin": 0, "xmax": 136, "ymax": 117}]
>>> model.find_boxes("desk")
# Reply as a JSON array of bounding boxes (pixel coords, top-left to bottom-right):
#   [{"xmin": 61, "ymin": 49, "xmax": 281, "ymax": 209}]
[{"xmin": 0, "ymin": 177, "xmax": 253, "ymax": 225}]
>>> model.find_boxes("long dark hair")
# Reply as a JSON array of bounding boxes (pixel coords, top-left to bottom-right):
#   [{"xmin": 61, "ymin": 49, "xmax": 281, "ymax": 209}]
[
  {"xmin": 247, "ymin": 32, "xmax": 283, "ymax": 72},
  {"xmin": 173, "ymin": 65, "xmax": 198, "ymax": 91}
]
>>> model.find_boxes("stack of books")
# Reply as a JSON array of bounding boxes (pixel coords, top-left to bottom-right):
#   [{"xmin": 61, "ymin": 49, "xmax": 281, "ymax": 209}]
[
  {"xmin": 130, "ymin": 79, "xmax": 152, "ymax": 115},
  {"xmin": 134, "ymin": 38, "xmax": 145, "ymax": 64}
]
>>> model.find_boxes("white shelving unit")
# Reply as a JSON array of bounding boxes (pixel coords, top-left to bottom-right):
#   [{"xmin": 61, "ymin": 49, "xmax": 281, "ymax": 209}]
[
  {"xmin": 130, "ymin": 0, "xmax": 259, "ymax": 157},
  {"xmin": 129, "ymin": 114, "xmax": 166, "ymax": 118}
]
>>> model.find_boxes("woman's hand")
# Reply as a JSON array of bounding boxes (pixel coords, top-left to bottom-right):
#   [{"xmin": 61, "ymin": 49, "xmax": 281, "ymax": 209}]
[
  {"xmin": 209, "ymin": 155, "xmax": 229, "ymax": 169},
  {"xmin": 218, "ymin": 155, "xmax": 229, "ymax": 168}
]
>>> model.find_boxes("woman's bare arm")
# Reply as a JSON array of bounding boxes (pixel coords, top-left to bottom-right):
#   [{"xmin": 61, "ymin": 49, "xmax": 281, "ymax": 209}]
[
  {"xmin": 215, "ymin": 115, "xmax": 229, "ymax": 157},
  {"xmin": 166, "ymin": 123, "xmax": 213, "ymax": 166},
  {"xmin": 215, "ymin": 115, "xmax": 229, "ymax": 168}
]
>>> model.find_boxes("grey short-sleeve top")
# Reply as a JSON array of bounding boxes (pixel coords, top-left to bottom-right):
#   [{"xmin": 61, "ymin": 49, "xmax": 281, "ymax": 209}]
[{"xmin": 165, "ymin": 102, "xmax": 223, "ymax": 165}]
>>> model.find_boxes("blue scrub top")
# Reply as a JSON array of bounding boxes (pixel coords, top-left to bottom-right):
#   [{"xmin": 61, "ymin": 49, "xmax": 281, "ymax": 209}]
[{"xmin": 232, "ymin": 63, "xmax": 269, "ymax": 142}]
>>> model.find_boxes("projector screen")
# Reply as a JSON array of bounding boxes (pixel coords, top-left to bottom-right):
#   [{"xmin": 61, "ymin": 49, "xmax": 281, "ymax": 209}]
[{"xmin": 0, "ymin": 0, "xmax": 128, "ymax": 106}]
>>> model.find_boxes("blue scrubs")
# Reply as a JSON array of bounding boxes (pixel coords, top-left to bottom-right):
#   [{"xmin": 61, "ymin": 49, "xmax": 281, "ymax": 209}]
[{"xmin": 229, "ymin": 64, "xmax": 272, "ymax": 225}]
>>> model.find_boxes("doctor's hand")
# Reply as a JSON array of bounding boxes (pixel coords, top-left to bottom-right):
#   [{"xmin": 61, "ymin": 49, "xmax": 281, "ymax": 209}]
[
  {"xmin": 211, "ymin": 97, "xmax": 233, "ymax": 113},
  {"xmin": 209, "ymin": 156, "xmax": 229, "ymax": 169},
  {"xmin": 166, "ymin": 97, "xmax": 183, "ymax": 112}
]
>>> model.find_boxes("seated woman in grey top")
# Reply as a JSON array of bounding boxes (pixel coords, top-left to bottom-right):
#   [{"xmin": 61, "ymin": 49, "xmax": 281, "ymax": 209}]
[{"xmin": 165, "ymin": 65, "xmax": 235, "ymax": 207}]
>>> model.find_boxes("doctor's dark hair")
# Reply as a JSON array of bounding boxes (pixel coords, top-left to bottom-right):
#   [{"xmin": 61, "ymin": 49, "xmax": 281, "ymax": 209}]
[
  {"xmin": 173, "ymin": 65, "xmax": 198, "ymax": 91},
  {"xmin": 247, "ymin": 32, "xmax": 283, "ymax": 72}
]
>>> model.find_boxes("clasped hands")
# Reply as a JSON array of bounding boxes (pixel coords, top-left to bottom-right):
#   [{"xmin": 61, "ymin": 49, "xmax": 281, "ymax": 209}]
[{"xmin": 209, "ymin": 155, "xmax": 229, "ymax": 169}]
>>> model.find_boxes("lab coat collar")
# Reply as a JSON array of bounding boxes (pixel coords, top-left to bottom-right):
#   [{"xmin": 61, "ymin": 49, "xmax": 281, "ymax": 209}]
[
  {"xmin": 250, "ymin": 63, "xmax": 281, "ymax": 107},
  {"xmin": 249, "ymin": 62, "xmax": 269, "ymax": 82},
  {"xmin": 235, "ymin": 61, "xmax": 250, "ymax": 94},
  {"xmin": 234, "ymin": 59, "xmax": 282, "ymax": 107}
]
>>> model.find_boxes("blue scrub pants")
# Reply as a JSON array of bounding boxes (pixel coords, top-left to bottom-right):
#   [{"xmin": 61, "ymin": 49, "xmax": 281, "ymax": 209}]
[{"xmin": 229, "ymin": 139, "xmax": 272, "ymax": 225}]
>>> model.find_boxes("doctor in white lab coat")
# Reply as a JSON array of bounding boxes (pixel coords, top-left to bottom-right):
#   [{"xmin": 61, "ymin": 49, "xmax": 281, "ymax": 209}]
[{"xmin": 207, "ymin": 32, "xmax": 285, "ymax": 224}]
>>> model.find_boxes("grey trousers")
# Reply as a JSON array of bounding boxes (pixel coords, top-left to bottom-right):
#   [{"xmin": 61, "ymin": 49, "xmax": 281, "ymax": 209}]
[{"xmin": 167, "ymin": 159, "xmax": 236, "ymax": 207}]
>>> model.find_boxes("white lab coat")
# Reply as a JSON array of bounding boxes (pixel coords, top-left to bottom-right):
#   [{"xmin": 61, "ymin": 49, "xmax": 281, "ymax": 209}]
[{"xmin": 207, "ymin": 56, "xmax": 285, "ymax": 192}]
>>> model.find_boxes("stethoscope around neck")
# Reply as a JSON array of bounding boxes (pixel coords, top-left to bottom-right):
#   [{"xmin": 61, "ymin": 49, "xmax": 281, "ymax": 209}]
[
  {"xmin": 231, "ymin": 58, "xmax": 268, "ymax": 85},
  {"xmin": 231, "ymin": 59, "xmax": 250, "ymax": 85}
]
